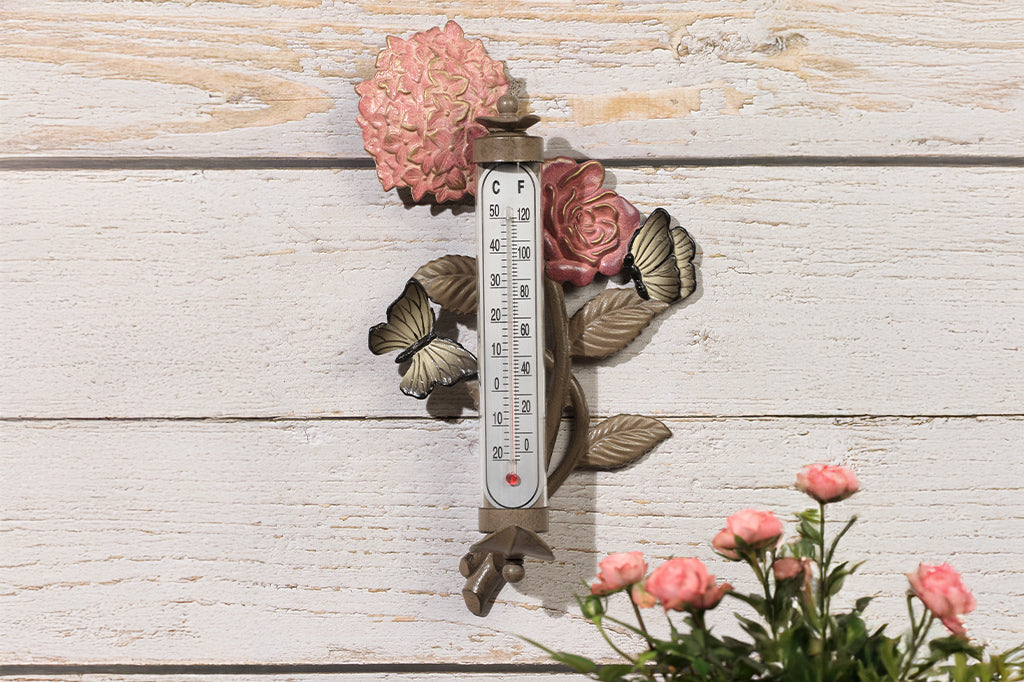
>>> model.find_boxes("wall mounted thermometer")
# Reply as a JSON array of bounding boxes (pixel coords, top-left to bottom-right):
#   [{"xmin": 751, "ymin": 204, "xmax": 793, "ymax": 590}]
[{"xmin": 461, "ymin": 95, "xmax": 553, "ymax": 615}]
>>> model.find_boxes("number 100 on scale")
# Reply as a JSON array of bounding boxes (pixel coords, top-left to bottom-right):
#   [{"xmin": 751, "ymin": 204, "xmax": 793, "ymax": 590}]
[{"xmin": 477, "ymin": 162, "xmax": 546, "ymax": 510}]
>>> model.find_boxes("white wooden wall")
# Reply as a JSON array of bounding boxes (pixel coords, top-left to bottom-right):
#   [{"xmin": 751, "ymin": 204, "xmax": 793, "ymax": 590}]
[{"xmin": 2, "ymin": 1, "xmax": 1022, "ymax": 679}]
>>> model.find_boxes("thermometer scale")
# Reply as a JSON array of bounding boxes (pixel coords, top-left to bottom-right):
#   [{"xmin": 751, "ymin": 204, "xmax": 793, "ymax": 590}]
[
  {"xmin": 478, "ymin": 171, "xmax": 545, "ymax": 510},
  {"xmin": 462, "ymin": 95, "xmax": 553, "ymax": 614}
]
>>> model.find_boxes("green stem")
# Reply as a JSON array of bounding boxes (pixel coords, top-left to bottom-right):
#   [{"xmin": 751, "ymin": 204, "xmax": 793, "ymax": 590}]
[
  {"xmin": 691, "ymin": 610, "xmax": 710, "ymax": 662},
  {"xmin": 595, "ymin": 618, "xmax": 638, "ymax": 665},
  {"xmin": 900, "ymin": 597, "xmax": 935, "ymax": 682},
  {"xmin": 631, "ymin": 597, "xmax": 655, "ymax": 650},
  {"xmin": 749, "ymin": 553, "xmax": 777, "ymax": 640},
  {"xmin": 818, "ymin": 502, "xmax": 829, "ymax": 681}
]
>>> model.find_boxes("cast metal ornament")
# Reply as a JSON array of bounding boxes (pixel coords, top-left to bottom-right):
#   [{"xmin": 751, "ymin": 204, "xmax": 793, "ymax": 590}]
[{"xmin": 360, "ymin": 23, "xmax": 698, "ymax": 616}]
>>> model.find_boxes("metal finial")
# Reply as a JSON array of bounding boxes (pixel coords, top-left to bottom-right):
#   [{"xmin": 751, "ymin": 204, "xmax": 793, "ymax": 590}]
[{"xmin": 496, "ymin": 94, "xmax": 519, "ymax": 116}]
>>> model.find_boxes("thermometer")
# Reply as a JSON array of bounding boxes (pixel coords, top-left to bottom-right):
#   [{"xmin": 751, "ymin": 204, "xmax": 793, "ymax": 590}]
[
  {"xmin": 461, "ymin": 95, "xmax": 554, "ymax": 615},
  {"xmin": 473, "ymin": 95, "xmax": 548, "ymax": 533}
]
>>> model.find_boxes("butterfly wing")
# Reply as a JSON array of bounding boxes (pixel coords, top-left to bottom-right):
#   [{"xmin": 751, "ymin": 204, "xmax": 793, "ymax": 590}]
[
  {"xmin": 400, "ymin": 336, "xmax": 477, "ymax": 399},
  {"xmin": 671, "ymin": 225, "xmax": 696, "ymax": 301},
  {"xmin": 627, "ymin": 208, "xmax": 680, "ymax": 303},
  {"xmin": 368, "ymin": 279, "xmax": 435, "ymax": 357}
]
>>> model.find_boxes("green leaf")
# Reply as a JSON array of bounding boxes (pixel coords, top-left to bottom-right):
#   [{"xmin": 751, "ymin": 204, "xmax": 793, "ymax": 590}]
[
  {"xmin": 737, "ymin": 615, "xmax": 770, "ymax": 642},
  {"xmin": 796, "ymin": 509, "xmax": 823, "ymax": 546},
  {"xmin": 517, "ymin": 635, "xmax": 597, "ymax": 674},
  {"xmin": 549, "ymin": 651, "xmax": 599, "ymax": 674},
  {"xmin": 855, "ymin": 596, "xmax": 874, "ymax": 613},
  {"xmin": 825, "ymin": 514, "xmax": 858, "ymax": 567},
  {"xmin": 596, "ymin": 664, "xmax": 634, "ymax": 681},
  {"xmin": 636, "ymin": 650, "xmax": 659, "ymax": 666},
  {"xmin": 930, "ymin": 635, "xmax": 983, "ymax": 659}
]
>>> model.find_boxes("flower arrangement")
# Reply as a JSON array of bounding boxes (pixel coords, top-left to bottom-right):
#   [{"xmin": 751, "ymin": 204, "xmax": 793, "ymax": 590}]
[
  {"xmin": 362, "ymin": 22, "xmax": 697, "ymax": 478},
  {"xmin": 529, "ymin": 464, "xmax": 1024, "ymax": 682}
]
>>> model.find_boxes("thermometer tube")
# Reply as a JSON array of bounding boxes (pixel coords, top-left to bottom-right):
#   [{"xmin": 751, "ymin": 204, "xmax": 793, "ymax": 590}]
[{"xmin": 476, "ymin": 162, "xmax": 546, "ymax": 510}]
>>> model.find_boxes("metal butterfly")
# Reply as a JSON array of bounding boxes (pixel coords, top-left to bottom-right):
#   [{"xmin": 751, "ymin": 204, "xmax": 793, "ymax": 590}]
[
  {"xmin": 622, "ymin": 207, "xmax": 696, "ymax": 304},
  {"xmin": 368, "ymin": 278, "xmax": 477, "ymax": 399}
]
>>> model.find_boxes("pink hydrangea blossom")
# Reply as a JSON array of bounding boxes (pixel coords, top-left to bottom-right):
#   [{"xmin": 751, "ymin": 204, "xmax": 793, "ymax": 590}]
[
  {"xmin": 590, "ymin": 551, "xmax": 647, "ymax": 595},
  {"xmin": 796, "ymin": 464, "xmax": 860, "ymax": 504},
  {"xmin": 542, "ymin": 157, "xmax": 640, "ymax": 286},
  {"xmin": 355, "ymin": 21, "xmax": 508, "ymax": 203},
  {"xmin": 907, "ymin": 563, "xmax": 976, "ymax": 637}
]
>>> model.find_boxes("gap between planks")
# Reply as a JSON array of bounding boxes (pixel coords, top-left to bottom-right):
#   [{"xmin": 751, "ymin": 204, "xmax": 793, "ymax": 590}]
[
  {"xmin": 2, "ymin": 156, "xmax": 1024, "ymax": 171},
  {"xmin": 2, "ymin": 414, "xmax": 1024, "ymax": 423},
  {"xmin": 0, "ymin": 663, "xmax": 571, "ymax": 676}
]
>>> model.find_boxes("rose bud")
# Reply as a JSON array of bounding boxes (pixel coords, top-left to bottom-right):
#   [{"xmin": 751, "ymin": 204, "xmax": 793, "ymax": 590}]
[
  {"xmin": 590, "ymin": 551, "xmax": 647, "ymax": 595},
  {"xmin": 907, "ymin": 563, "xmax": 976, "ymax": 637},
  {"xmin": 645, "ymin": 557, "xmax": 731, "ymax": 612},
  {"xmin": 713, "ymin": 509, "xmax": 784, "ymax": 560},
  {"xmin": 796, "ymin": 464, "xmax": 860, "ymax": 504},
  {"xmin": 631, "ymin": 581, "xmax": 659, "ymax": 609},
  {"xmin": 580, "ymin": 594, "xmax": 605, "ymax": 620},
  {"xmin": 772, "ymin": 557, "xmax": 807, "ymax": 582}
]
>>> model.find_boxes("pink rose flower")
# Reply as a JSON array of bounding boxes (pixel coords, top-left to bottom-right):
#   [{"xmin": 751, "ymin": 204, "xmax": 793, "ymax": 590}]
[
  {"xmin": 645, "ymin": 557, "xmax": 731, "ymax": 612},
  {"xmin": 713, "ymin": 509, "xmax": 784, "ymax": 560},
  {"xmin": 590, "ymin": 551, "xmax": 647, "ymax": 595},
  {"xmin": 355, "ymin": 21, "xmax": 508, "ymax": 203},
  {"xmin": 796, "ymin": 464, "xmax": 860, "ymax": 504},
  {"xmin": 907, "ymin": 563, "xmax": 976, "ymax": 637},
  {"xmin": 630, "ymin": 581, "xmax": 658, "ymax": 609},
  {"xmin": 542, "ymin": 157, "xmax": 641, "ymax": 287}
]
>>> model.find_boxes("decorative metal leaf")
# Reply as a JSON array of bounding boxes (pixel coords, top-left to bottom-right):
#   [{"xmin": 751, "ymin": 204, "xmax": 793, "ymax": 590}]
[
  {"xmin": 581, "ymin": 414, "xmax": 672, "ymax": 470},
  {"xmin": 414, "ymin": 255, "xmax": 477, "ymax": 315},
  {"xmin": 568, "ymin": 288, "xmax": 668, "ymax": 359}
]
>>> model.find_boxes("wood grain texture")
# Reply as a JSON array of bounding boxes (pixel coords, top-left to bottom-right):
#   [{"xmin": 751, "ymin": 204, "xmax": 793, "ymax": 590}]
[
  {"xmin": 2, "ymin": 1, "xmax": 1022, "ymax": 158},
  {"xmin": 2, "ymin": 417, "xmax": 1022, "ymax": 663},
  {"xmin": 3, "ymin": 166, "xmax": 1021, "ymax": 419}
]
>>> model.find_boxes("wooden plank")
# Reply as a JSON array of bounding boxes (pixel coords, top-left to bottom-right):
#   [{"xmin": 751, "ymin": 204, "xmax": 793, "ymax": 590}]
[
  {"xmin": 2, "ymin": 417, "xmax": 1022, "ymax": 662},
  {"xmin": 2, "ymin": 1, "xmax": 1022, "ymax": 158},
  {"xmin": 2, "ymin": 671, "xmax": 577, "ymax": 675},
  {"xmin": 3, "ymin": 672, "xmax": 573, "ymax": 681},
  {"xmin": 3, "ymin": 167, "xmax": 1022, "ymax": 419}
]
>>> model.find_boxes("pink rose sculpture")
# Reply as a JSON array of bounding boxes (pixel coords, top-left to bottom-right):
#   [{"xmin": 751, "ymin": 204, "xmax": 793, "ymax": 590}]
[
  {"xmin": 907, "ymin": 563, "xmax": 976, "ymax": 637},
  {"xmin": 355, "ymin": 21, "xmax": 508, "ymax": 203},
  {"xmin": 542, "ymin": 157, "xmax": 641, "ymax": 286},
  {"xmin": 590, "ymin": 551, "xmax": 648, "ymax": 595},
  {"xmin": 713, "ymin": 508, "xmax": 784, "ymax": 560},
  {"xmin": 645, "ymin": 557, "xmax": 731, "ymax": 612},
  {"xmin": 796, "ymin": 464, "xmax": 860, "ymax": 504}
]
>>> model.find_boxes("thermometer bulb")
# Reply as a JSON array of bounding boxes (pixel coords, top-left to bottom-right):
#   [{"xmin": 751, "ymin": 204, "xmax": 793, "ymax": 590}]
[{"xmin": 505, "ymin": 472, "xmax": 521, "ymax": 487}]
